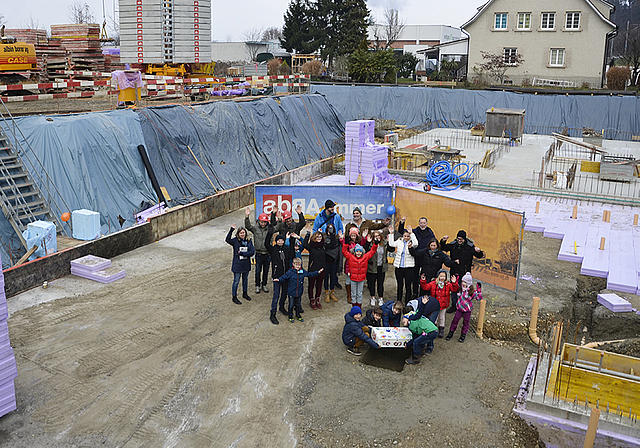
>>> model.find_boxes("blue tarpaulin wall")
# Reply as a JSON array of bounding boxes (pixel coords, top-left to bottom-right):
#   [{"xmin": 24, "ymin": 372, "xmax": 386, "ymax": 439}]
[
  {"xmin": 137, "ymin": 94, "xmax": 344, "ymax": 200},
  {"xmin": 0, "ymin": 94, "xmax": 344, "ymax": 267},
  {"xmin": 310, "ymin": 85, "xmax": 640, "ymax": 139}
]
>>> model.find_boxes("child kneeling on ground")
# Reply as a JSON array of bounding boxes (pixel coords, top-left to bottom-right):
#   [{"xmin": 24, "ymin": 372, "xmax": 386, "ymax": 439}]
[
  {"xmin": 342, "ymin": 306, "xmax": 380, "ymax": 356},
  {"xmin": 361, "ymin": 306, "xmax": 383, "ymax": 327},
  {"xmin": 446, "ymin": 272, "xmax": 482, "ymax": 343},
  {"xmin": 275, "ymin": 258, "xmax": 323, "ymax": 323},
  {"xmin": 402, "ymin": 296, "xmax": 439, "ymax": 365}
]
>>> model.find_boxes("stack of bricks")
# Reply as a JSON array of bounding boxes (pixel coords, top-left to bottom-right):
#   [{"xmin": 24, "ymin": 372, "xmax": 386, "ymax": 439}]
[{"xmin": 0, "ymin": 253, "xmax": 17, "ymax": 418}]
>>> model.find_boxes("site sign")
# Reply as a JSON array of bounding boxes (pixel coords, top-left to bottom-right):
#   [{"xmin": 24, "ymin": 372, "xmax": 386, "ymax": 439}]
[{"xmin": 255, "ymin": 185, "xmax": 393, "ymax": 220}]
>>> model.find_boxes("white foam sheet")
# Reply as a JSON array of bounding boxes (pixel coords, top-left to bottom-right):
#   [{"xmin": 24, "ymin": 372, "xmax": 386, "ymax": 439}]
[
  {"xmin": 606, "ymin": 230, "xmax": 638, "ymax": 293},
  {"xmin": 558, "ymin": 220, "xmax": 588, "ymax": 262},
  {"xmin": 580, "ymin": 222, "xmax": 611, "ymax": 278},
  {"xmin": 597, "ymin": 293, "xmax": 633, "ymax": 312}
]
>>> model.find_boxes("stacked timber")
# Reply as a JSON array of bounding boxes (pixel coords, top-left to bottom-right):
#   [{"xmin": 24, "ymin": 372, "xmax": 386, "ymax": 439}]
[{"xmin": 50, "ymin": 24, "xmax": 105, "ymax": 72}]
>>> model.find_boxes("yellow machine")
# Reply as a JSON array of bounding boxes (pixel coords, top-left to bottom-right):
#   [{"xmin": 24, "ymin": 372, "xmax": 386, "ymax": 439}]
[{"xmin": 0, "ymin": 36, "xmax": 37, "ymax": 77}]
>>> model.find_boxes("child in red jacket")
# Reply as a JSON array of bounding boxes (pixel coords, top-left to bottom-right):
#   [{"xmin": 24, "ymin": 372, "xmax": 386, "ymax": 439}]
[
  {"xmin": 420, "ymin": 269, "xmax": 459, "ymax": 338},
  {"xmin": 341, "ymin": 238, "xmax": 377, "ymax": 309}
]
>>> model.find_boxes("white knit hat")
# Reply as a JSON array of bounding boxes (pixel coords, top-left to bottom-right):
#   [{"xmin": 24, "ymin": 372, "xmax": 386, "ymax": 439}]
[{"xmin": 462, "ymin": 272, "xmax": 473, "ymax": 286}]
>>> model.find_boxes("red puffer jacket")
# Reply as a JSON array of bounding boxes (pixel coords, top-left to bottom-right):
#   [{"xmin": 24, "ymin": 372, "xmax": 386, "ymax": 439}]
[
  {"xmin": 342, "ymin": 241, "xmax": 377, "ymax": 282},
  {"xmin": 420, "ymin": 279, "xmax": 459, "ymax": 309}
]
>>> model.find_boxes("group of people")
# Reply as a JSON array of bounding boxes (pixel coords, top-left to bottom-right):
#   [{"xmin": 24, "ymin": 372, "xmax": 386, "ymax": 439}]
[{"xmin": 225, "ymin": 198, "xmax": 485, "ymax": 363}]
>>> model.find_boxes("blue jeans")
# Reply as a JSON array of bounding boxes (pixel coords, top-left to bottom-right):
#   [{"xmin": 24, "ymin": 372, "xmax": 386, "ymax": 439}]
[
  {"xmin": 351, "ymin": 280, "xmax": 364, "ymax": 305},
  {"xmin": 408, "ymin": 331, "xmax": 437, "ymax": 357},
  {"xmin": 427, "ymin": 309, "xmax": 439, "ymax": 324},
  {"xmin": 255, "ymin": 253, "xmax": 270, "ymax": 287},
  {"xmin": 324, "ymin": 260, "xmax": 338, "ymax": 290},
  {"xmin": 232, "ymin": 272, "xmax": 248, "ymax": 296},
  {"xmin": 271, "ymin": 280, "xmax": 288, "ymax": 313},
  {"xmin": 288, "ymin": 295, "xmax": 302, "ymax": 317}
]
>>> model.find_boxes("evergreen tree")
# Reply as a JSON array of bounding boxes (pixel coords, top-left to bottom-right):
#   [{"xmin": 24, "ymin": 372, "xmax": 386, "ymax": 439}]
[{"xmin": 281, "ymin": 0, "xmax": 319, "ymax": 54}]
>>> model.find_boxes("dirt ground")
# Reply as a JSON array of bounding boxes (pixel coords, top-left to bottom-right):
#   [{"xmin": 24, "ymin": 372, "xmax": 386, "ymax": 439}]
[{"xmin": 3, "ymin": 205, "xmax": 636, "ymax": 447}]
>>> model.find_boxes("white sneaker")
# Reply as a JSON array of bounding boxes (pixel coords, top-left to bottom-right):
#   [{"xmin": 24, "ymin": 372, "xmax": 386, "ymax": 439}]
[
  {"xmin": 370, "ymin": 297, "xmax": 376, "ymax": 306},
  {"xmin": 255, "ymin": 286, "xmax": 261, "ymax": 294},
  {"xmin": 378, "ymin": 297, "xmax": 384, "ymax": 306}
]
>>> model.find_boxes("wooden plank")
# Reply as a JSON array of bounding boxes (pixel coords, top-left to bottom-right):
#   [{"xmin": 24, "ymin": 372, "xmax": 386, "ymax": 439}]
[{"xmin": 15, "ymin": 245, "xmax": 38, "ymax": 266}]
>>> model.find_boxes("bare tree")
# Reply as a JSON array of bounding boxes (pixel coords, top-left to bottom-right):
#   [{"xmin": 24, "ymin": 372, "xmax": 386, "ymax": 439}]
[
  {"xmin": 243, "ymin": 27, "xmax": 265, "ymax": 62},
  {"xmin": 106, "ymin": 13, "xmax": 120, "ymax": 45},
  {"xmin": 613, "ymin": 24, "xmax": 640, "ymax": 86},
  {"xmin": 68, "ymin": 1, "xmax": 96, "ymax": 24},
  {"xmin": 23, "ymin": 14, "xmax": 43, "ymax": 30},
  {"xmin": 477, "ymin": 50, "xmax": 524, "ymax": 85},
  {"xmin": 262, "ymin": 27, "xmax": 282, "ymax": 41},
  {"xmin": 0, "ymin": 13, "xmax": 5, "ymax": 27},
  {"xmin": 382, "ymin": 8, "xmax": 405, "ymax": 49}
]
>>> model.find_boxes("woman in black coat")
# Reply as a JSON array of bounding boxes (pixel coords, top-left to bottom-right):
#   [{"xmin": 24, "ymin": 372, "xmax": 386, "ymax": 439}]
[
  {"xmin": 303, "ymin": 231, "xmax": 327, "ymax": 310},
  {"xmin": 226, "ymin": 225, "xmax": 255, "ymax": 304},
  {"xmin": 411, "ymin": 239, "xmax": 453, "ymax": 292}
]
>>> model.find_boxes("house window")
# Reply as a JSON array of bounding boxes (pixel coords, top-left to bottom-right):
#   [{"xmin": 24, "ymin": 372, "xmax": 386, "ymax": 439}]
[
  {"xmin": 541, "ymin": 12, "xmax": 556, "ymax": 30},
  {"xmin": 494, "ymin": 13, "xmax": 508, "ymax": 30},
  {"xmin": 550, "ymin": 48, "xmax": 565, "ymax": 66},
  {"xmin": 517, "ymin": 13, "xmax": 531, "ymax": 30},
  {"xmin": 565, "ymin": 12, "xmax": 580, "ymax": 29},
  {"xmin": 503, "ymin": 47, "xmax": 518, "ymax": 65}
]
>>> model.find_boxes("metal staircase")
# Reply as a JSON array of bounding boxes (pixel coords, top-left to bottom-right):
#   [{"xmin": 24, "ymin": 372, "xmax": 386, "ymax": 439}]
[{"xmin": 0, "ymin": 100, "xmax": 70, "ymax": 250}]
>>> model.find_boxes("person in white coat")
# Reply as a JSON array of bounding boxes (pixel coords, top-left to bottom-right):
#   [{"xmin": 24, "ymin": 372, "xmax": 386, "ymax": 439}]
[{"xmin": 388, "ymin": 225, "xmax": 418, "ymax": 304}]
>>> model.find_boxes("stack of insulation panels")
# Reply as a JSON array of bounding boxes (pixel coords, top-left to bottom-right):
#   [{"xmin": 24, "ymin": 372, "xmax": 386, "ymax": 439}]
[
  {"xmin": 0, "ymin": 253, "xmax": 17, "ymax": 418},
  {"xmin": 597, "ymin": 293, "xmax": 633, "ymax": 313},
  {"xmin": 71, "ymin": 255, "xmax": 126, "ymax": 284},
  {"xmin": 345, "ymin": 120, "xmax": 389, "ymax": 185}
]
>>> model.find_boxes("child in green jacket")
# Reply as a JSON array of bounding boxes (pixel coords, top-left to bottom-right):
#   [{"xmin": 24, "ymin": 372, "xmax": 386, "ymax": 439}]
[{"xmin": 401, "ymin": 295, "xmax": 439, "ymax": 365}]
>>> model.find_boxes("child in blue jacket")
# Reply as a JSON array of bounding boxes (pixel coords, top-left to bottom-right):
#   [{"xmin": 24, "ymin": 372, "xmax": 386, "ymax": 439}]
[
  {"xmin": 342, "ymin": 306, "xmax": 380, "ymax": 356},
  {"xmin": 380, "ymin": 300, "xmax": 405, "ymax": 327},
  {"xmin": 226, "ymin": 225, "xmax": 256, "ymax": 305},
  {"xmin": 275, "ymin": 257, "xmax": 323, "ymax": 323}
]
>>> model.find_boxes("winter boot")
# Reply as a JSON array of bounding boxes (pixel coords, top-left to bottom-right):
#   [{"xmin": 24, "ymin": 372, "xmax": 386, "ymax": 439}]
[
  {"xmin": 232, "ymin": 295, "xmax": 241, "ymax": 305},
  {"xmin": 242, "ymin": 292, "xmax": 252, "ymax": 301},
  {"xmin": 459, "ymin": 333, "xmax": 466, "ymax": 343},
  {"xmin": 279, "ymin": 304, "xmax": 287, "ymax": 316},
  {"xmin": 330, "ymin": 290, "xmax": 338, "ymax": 301},
  {"xmin": 310, "ymin": 298, "xmax": 317, "ymax": 310},
  {"xmin": 446, "ymin": 304, "xmax": 456, "ymax": 314},
  {"xmin": 346, "ymin": 284, "xmax": 352, "ymax": 304},
  {"xmin": 270, "ymin": 313, "xmax": 279, "ymax": 325},
  {"xmin": 315, "ymin": 297, "xmax": 322, "ymax": 309},
  {"xmin": 325, "ymin": 290, "xmax": 331, "ymax": 303},
  {"xmin": 405, "ymin": 355, "xmax": 420, "ymax": 365},
  {"xmin": 288, "ymin": 315, "xmax": 295, "ymax": 323},
  {"xmin": 445, "ymin": 331, "xmax": 454, "ymax": 341},
  {"xmin": 438, "ymin": 327, "xmax": 445, "ymax": 338},
  {"xmin": 296, "ymin": 313, "xmax": 304, "ymax": 322}
]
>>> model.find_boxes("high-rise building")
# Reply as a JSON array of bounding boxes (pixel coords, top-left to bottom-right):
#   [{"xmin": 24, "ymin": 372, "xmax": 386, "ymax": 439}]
[{"xmin": 119, "ymin": 0, "xmax": 211, "ymax": 64}]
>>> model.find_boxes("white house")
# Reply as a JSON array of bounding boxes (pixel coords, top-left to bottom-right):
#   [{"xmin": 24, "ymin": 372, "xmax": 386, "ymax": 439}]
[{"xmin": 462, "ymin": 0, "xmax": 617, "ymax": 87}]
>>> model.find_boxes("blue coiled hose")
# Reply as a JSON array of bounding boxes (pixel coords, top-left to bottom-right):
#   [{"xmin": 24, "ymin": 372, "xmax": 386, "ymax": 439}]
[{"xmin": 424, "ymin": 161, "xmax": 475, "ymax": 191}]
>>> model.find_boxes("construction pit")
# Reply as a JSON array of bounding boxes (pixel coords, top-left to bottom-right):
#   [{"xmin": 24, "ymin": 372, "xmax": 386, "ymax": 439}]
[{"xmin": 0, "ymin": 91, "xmax": 639, "ymax": 447}]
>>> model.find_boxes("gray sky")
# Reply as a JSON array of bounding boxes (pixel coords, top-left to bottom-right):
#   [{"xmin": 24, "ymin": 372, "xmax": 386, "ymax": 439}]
[{"xmin": 4, "ymin": 1, "xmax": 480, "ymax": 42}]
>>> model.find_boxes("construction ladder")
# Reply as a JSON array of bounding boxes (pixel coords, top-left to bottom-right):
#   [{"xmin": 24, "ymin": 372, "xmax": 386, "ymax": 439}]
[{"xmin": 0, "ymin": 99, "xmax": 70, "ymax": 251}]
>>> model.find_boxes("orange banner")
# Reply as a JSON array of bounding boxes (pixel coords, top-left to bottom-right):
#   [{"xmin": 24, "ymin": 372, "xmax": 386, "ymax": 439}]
[{"xmin": 394, "ymin": 187, "xmax": 523, "ymax": 291}]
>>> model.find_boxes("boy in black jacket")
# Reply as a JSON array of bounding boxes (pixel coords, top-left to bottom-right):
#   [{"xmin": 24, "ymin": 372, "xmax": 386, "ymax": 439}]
[
  {"xmin": 361, "ymin": 306, "xmax": 383, "ymax": 327},
  {"xmin": 266, "ymin": 227, "xmax": 294, "ymax": 325}
]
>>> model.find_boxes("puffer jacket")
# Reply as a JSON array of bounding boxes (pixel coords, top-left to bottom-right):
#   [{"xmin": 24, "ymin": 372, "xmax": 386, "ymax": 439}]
[
  {"xmin": 342, "ymin": 313, "xmax": 380, "ymax": 349},
  {"xmin": 420, "ymin": 279, "xmax": 459, "ymax": 310},
  {"xmin": 225, "ymin": 227, "xmax": 255, "ymax": 273},
  {"xmin": 244, "ymin": 217, "xmax": 270, "ymax": 254},
  {"xmin": 278, "ymin": 267, "xmax": 319, "ymax": 297},
  {"xmin": 389, "ymin": 233, "xmax": 418, "ymax": 268},
  {"xmin": 342, "ymin": 240, "xmax": 377, "ymax": 282},
  {"xmin": 381, "ymin": 300, "xmax": 401, "ymax": 327}
]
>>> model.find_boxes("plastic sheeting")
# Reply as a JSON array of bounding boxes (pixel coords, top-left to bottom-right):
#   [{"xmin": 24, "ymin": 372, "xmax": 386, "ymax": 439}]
[
  {"xmin": 310, "ymin": 85, "xmax": 640, "ymax": 139},
  {"xmin": 136, "ymin": 94, "xmax": 344, "ymax": 200},
  {"xmin": 0, "ymin": 109, "xmax": 157, "ymax": 267},
  {"xmin": 0, "ymin": 94, "xmax": 344, "ymax": 267}
]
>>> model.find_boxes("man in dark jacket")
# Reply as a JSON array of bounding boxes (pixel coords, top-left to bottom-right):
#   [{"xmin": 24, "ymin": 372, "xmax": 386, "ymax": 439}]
[
  {"xmin": 440, "ymin": 229, "xmax": 485, "ymax": 312},
  {"xmin": 272, "ymin": 204, "xmax": 307, "ymax": 236},
  {"xmin": 245, "ymin": 207, "xmax": 271, "ymax": 294},
  {"xmin": 342, "ymin": 306, "xmax": 380, "ymax": 356},
  {"xmin": 398, "ymin": 216, "xmax": 436, "ymax": 297}
]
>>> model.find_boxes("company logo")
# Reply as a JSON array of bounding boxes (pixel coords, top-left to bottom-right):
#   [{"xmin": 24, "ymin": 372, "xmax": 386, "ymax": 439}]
[{"xmin": 262, "ymin": 194, "xmax": 292, "ymax": 214}]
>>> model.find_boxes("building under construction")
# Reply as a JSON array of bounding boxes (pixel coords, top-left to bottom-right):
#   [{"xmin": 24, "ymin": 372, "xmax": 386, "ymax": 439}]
[{"xmin": 119, "ymin": 0, "xmax": 211, "ymax": 64}]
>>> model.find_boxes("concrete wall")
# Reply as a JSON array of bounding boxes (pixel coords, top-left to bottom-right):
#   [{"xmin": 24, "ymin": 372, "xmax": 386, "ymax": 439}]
[
  {"xmin": 3, "ymin": 156, "xmax": 336, "ymax": 298},
  {"xmin": 464, "ymin": 0, "xmax": 615, "ymax": 87}
]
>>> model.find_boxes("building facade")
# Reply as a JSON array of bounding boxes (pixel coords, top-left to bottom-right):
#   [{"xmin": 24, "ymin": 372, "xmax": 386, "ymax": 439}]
[
  {"xmin": 367, "ymin": 24, "xmax": 463, "ymax": 55},
  {"xmin": 462, "ymin": 0, "xmax": 616, "ymax": 87}
]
